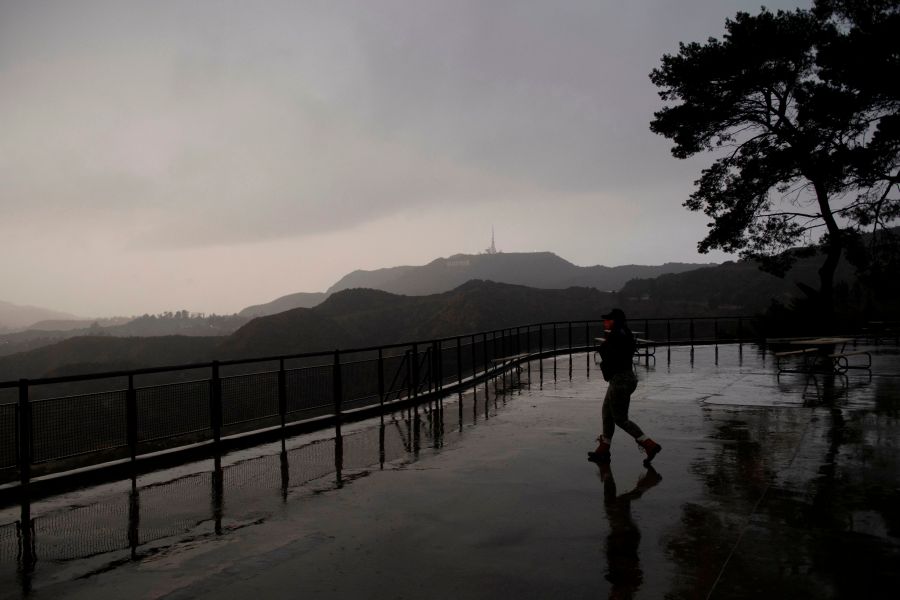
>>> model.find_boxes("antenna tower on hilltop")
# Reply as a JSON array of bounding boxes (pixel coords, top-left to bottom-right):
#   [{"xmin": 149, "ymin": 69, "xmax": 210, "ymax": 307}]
[{"xmin": 484, "ymin": 227, "xmax": 499, "ymax": 254}]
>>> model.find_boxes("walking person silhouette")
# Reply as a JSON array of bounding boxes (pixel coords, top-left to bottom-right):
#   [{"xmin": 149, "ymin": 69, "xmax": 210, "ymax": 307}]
[{"xmin": 589, "ymin": 309, "xmax": 661, "ymax": 465}]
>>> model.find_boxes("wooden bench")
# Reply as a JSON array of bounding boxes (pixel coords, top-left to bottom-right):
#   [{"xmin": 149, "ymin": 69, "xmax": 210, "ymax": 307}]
[
  {"xmin": 776, "ymin": 347, "xmax": 872, "ymax": 373},
  {"xmin": 634, "ymin": 337, "xmax": 657, "ymax": 359},
  {"xmin": 774, "ymin": 348, "xmax": 820, "ymax": 373},
  {"xmin": 829, "ymin": 350, "xmax": 872, "ymax": 372}
]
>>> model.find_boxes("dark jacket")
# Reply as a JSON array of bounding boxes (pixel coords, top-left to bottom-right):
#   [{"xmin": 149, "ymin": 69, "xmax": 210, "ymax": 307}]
[{"xmin": 599, "ymin": 326, "xmax": 636, "ymax": 381}]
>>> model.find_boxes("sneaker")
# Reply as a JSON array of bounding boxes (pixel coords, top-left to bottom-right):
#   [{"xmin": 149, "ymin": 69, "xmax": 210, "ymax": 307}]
[
  {"xmin": 637, "ymin": 438, "xmax": 661, "ymax": 466},
  {"xmin": 588, "ymin": 438, "xmax": 611, "ymax": 463}
]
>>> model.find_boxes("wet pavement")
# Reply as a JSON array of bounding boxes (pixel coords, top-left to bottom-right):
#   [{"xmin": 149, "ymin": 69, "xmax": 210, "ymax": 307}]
[{"xmin": 1, "ymin": 344, "xmax": 899, "ymax": 599}]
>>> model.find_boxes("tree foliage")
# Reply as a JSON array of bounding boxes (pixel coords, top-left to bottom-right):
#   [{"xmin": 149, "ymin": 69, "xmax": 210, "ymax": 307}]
[{"xmin": 650, "ymin": 0, "xmax": 899, "ymax": 310}]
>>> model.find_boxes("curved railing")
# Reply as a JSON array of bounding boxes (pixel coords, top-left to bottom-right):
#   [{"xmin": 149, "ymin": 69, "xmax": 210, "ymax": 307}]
[{"xmin": 0, "ymin": 316, "xmax": 762, "ymax": 490}]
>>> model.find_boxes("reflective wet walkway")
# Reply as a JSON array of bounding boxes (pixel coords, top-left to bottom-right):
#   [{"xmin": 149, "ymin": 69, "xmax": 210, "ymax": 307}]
[{"xmin": 1, "ymin": 344, "xmax": 899, "ymax": 599}]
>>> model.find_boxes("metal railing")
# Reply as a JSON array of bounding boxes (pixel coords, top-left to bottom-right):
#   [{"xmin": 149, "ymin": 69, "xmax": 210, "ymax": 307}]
[{"xmin": 0, "ymin": 316, "xmax": 762, "ymax": 488}]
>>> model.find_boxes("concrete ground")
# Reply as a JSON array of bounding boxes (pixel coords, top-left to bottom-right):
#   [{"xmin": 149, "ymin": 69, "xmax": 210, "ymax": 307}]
[{"xmin": 1, "ymin": 344, "xmax": 899, "ymax": 599}]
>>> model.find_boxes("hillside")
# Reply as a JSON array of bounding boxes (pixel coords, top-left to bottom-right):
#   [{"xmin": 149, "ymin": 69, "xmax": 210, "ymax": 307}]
[
  {"xmin": 0, "ymin": 335, "xmax": 220, "ymax": 382},
  {"xmin": 0, "ymin": 313, "xmax": 248, "ymax": 358},
  {"xmin": 0, "ymin": 300, "xmax": 79, "ymax": 331},
  {"xmin": 618, "ymin": 248, "xmax": 858, "ymax": 317},
  {"xmin": 239, "ymin": 292, "xmax": 329, "ymax": 318},
  {"xmin": 326, "ymin": 252, "xmax": 714, "ymax": 295},
  {"xmin": 0, "ymin": 281, "xmax": 614, "ymax": 381},
  {"xmin": 223, "ymin": 281, "xmax": 614, "ymax": 359}
]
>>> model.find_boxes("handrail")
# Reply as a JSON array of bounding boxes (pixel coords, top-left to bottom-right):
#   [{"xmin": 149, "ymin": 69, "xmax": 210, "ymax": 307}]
[
  {"xmin": 0, "ymin": 315, "xmax": 760, "ymax": 389},
  {"xmin": 0, "ymin": 315, "xmax": 776, "ymax": 490}
]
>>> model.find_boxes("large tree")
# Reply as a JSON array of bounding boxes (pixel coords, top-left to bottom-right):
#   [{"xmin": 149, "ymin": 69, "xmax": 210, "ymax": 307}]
[{"xmin": 650, "ymin": 0, "xmax": 899, "ymax": 314}]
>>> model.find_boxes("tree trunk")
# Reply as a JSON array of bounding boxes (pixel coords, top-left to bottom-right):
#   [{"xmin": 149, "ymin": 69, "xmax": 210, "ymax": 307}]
[
  {"xmin": 813, "ymin": 180, "xmax": 842, "ymax": 317},
  {"xmin": 818, "ymin": 240, "xmax": 841, "ymax": 316}
]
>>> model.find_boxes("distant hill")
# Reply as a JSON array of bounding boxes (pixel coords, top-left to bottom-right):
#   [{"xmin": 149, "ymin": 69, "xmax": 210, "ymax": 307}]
[
  {"xmin": 0, "ymin": 313, "xmax": 248, "ymax": 358},
  {"xmin": 0, "ymin": 281, "xmax": 614, "ymax": 381},
  {"xmin": 239, "ymin": 292, "xmax": 329, "ymax": 318},
  {"xmin": 618, "ymin": 248, "xmax": 858, "ymax": 317},
  {"xmin": 0, "ymin": 335, "xmax": 220, "ymax": 382},
  {"xmin": 221, "ymin": 280, "xmax": 614, "ymax": 358},
  {"xmin": 0, "ymin": 300, "xmax": 80, "ymax": 331},
  {"xmin": 326, "ymin": 252, "xmax": 715, "ymax": 296}
]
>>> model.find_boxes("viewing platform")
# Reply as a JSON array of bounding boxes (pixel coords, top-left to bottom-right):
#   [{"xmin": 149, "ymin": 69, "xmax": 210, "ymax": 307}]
[{"xmin": 1, "ymin": 342, "xmax": 898, "ymax": 599}]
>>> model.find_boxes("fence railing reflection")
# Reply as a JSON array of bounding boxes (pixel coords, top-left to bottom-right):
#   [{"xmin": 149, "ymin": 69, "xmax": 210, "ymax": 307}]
[{"xmin": 1, "ymin": 390, "xmax": 479, "ymax": 578}]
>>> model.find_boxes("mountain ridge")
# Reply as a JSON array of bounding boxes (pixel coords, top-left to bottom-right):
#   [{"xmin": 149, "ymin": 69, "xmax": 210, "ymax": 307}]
[{"xmin": 0, "ymin": 300, "xmax": 80, "ymax": 331}]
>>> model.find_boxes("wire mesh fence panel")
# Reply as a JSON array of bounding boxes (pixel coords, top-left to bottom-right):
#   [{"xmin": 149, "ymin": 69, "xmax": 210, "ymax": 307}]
[
  {"xmin": 32, "ymin": 496, "xmax": 129, "ymax": 561},
  {"xmin": 136, "ymin": 380, "xmax": 211, "ymax": 443},
  {"xmin": 457, "ymin": 340, "xmax": 475, "ymax": 382},
  {"xmin": 0, "ymin": 521, "xmax": 19, "ymax": 565},
  {"xmin": 31, "ymin": 391, "xmax": 127, "ymax": 463},
  {"xmin": 0, "ymin": 403, "xmax": 16, "ymax": 470},
  {"xmin": 440, "ymin": 341, "xmax": 460, "ymax": 387},
  {"xmin": 382, "ymin": 352, "xmax": 410, "ymax": 401},
  {"xmin": 568, "ymin": 323, "xmax": 589, "ymax": 349},
  {"xmin": 285, "ymin": 365, "xmax": 332, "ymax": 414},
  {"xmin": 222, "ymin": 371, "xmax": 279, "ymax": 426},
  {"xmin": 413, "ymin": 348, "xmax": 432, "ymax": 394},
  {"xmin": 340, "ymin": 358, "xmax": 379, "ymax": 410}
]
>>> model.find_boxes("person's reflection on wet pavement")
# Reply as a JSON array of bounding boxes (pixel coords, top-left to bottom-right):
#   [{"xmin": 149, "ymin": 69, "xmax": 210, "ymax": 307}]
[{"xmin": 596, "ymin": 464, "xmax": 662, "ymax": 600}]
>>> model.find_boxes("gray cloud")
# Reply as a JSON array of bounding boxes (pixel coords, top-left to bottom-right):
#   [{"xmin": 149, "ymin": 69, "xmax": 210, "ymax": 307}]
[{"xmin": 0, "ymin": 0, "xmax": 807, "ymax": 314}]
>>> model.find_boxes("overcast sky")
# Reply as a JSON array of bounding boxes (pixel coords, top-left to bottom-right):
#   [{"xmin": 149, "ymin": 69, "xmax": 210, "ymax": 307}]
[{"xmin": 1, "ymin": 0, "xmax": 807, "ymax": 317}]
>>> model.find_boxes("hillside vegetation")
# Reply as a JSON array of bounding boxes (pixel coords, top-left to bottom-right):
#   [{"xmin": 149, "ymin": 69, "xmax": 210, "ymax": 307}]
[{"xmin": 0, "ymin": 281, "xmax": 612, "ymax": 381}]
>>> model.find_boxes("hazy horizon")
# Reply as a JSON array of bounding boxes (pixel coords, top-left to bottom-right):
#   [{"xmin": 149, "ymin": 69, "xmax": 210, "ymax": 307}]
[
  {"xmin": 1, "ymin": 0, "xmax": 805, "ymax": 317},
  {"xmin": 2, "ymin": 249, "xmax": 720, "ymax": 320}
]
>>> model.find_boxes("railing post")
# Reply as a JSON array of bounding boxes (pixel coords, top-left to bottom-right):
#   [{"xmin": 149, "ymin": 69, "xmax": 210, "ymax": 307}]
[
  {"xmin": 18, "ymin": 379, "xmax": 31, "ymax": 489},
  {"xmin": 585, "ymin": 322, "xmax": 591, "ymax": 373},
  {"xmin": 690, "ymin": 319, "xmax": 695, "ymax": 349},
  {"xmin": 210, "ymin": 362, "xmax": 222, "ymax": 444},
  {"xmin": 492, "ymin": 331, "xmax": 498, "ymax": 366},
  {"xmin": 411, "ymin": 343, "xmax": 419, "ymax": 399},
  {"xmin": 482, "ymin": 334, "xmax": 489, "ymax": 377},
  {"xmin": 553, "ymin": 323, "xmax": 558, "ymax": 354},
  {"xmin": 278, "ymin": 359, "xmax": 287, "ymax": 429},
  {"xmin": 433, "ymin": 341, "xmax": 441, "ymax": 393},
  {"xmin": 333, "ymin": 350, "xmax": 343, "ymax": 417},
  {"xmin": 378, "ymin": 349, "xmax": 385, "ymax": 409},
  {"xmin": 127, "ymin": 374, "xmax": 137, "ymax": 462},
  {"xmin": 438, "ymin": 341, "xmax": 444, "ymax": 391},
  {"xmin": 738, "ymin": 318, "xmax": 744, "ymax": 343},
  {"xmin": 667, "ymin": 320, "xmax": 671, "ymax": 346},
  {"xmin": 456, "ymin": 337, "xmax": 463, "ymax": 387},
  {"xmin": 471, "ymin": 335, "xmax": 477, "ymax": 380},
  {"xmin": 714, "ymin": 319, "xmax": 719, "ymax": 347}
]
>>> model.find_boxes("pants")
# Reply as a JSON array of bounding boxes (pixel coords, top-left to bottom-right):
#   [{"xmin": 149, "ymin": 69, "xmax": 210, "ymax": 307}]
[{"xmin": 602, "ymin": 371, "xmax": 644, "ymax": 441}]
